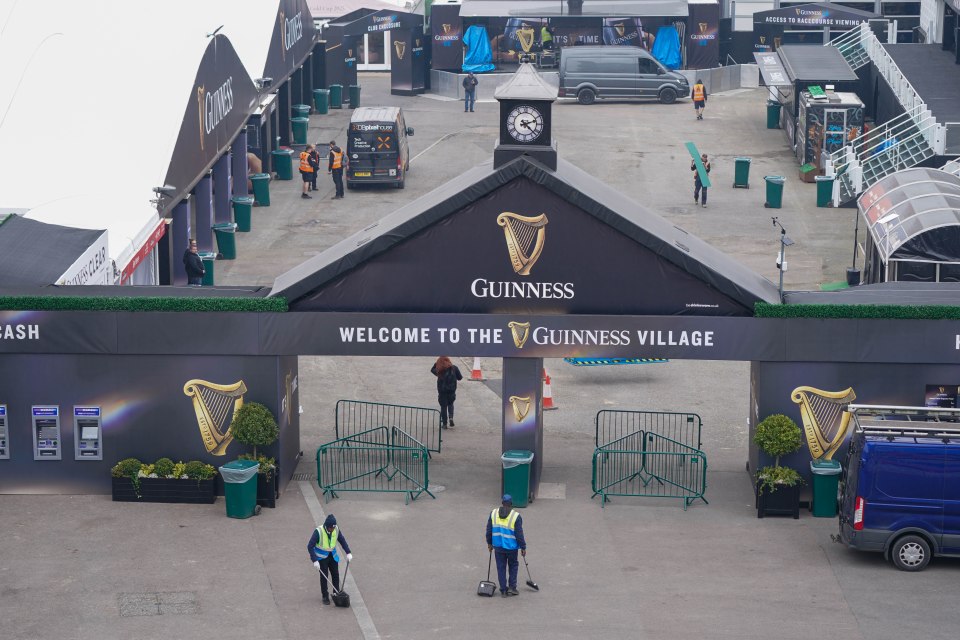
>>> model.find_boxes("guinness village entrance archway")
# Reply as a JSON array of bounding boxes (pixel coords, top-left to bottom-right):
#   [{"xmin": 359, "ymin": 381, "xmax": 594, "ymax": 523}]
[{"xmin": 1, "ymin": 65, "xmax": 958, "ymax": 496}]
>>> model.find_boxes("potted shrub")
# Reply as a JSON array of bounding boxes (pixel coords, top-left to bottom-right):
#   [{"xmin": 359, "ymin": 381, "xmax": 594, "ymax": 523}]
[
  {"xmin": 230, "ymin": 402, "xmax": 280, "ymax": 508},
  {"xmin": 111, "ymin": 457, "xmax": 217, "ymax": 504},
  {"xmin": 754, "ymin": 413, "xmax": 804, "ymax": 519}
]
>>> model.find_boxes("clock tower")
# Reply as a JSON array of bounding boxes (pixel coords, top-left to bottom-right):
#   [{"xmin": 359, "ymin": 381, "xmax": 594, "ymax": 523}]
[{"xmin": 493, "ymin": 63, "xmax": 558, "ymax": 171}]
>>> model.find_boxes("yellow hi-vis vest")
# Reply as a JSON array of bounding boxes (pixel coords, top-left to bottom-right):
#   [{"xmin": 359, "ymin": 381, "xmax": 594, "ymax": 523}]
[
  {"xmin": 490, "ymin": 509, "xmax": 519, "ymax": 550},
  {"xmin": 315, "ymin": 526, "xmax": 340, "ymax": 561},
  {"xmin": 299, "ymin": 151, "xmax": 314, "ymax": 173},
  {"xmin": 693, "ymin": 84, "xmax": 705, "ymax": 101}
]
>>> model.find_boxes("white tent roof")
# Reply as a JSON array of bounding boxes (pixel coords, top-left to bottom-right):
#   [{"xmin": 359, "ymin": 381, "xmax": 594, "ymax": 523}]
[{"xmin": 0, "ymin": 1, "xmax": 287, "ymax": 281}]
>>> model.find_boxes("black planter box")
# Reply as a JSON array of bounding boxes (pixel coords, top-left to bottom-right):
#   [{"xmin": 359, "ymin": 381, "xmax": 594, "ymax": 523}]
[
  {"xmin": 757, "ymin": 482, "xmax": 800, "ymax": 519},
  {"xmin": 112, "ymin": 476, "xmax": 217, "ymax": 504},
  {"xmin": 257, "ymin": 466, "xmax": 279, "ymax": 508}
]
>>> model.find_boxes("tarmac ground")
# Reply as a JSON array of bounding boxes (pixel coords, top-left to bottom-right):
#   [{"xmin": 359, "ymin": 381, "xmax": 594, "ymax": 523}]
[{"xmin": 3, "ymin": 73, "xmax": 959, "ymax": 640}]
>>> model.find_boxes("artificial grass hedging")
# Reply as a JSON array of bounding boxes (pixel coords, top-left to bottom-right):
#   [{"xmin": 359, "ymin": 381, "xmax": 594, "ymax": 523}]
[
  {"xmin": 755, "ymin": 303, "xmax": 960, "ymax": 320},
  {"xmin": 0, "ymin": 296, "xmax": 287, "ymax": 313}
]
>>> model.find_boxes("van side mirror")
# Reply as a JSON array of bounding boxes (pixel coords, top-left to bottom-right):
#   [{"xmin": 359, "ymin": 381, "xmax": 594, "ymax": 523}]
[
  {"xmin": 657, "ymin": 67, "xmax": 665, "ymax": 75},
  {"xmin": 406, "ymin": 127, "xmax": 414, "ymax": 136}
]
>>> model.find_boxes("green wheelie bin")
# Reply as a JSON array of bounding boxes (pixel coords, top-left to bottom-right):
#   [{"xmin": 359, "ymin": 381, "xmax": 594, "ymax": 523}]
[
  {"xmin": 292, "ymin": 103, "xmax": 311, "ymax": 118},
  {"xmin": 501, "ymin": 450, "xmax": 534, "ymax": 508},
  {"xmin": 220, "ymin": 459, "xmax": 260, "ymax": 519},
  {"xmin": 810, "ymin": 460, "xmax": 842, "ymax": 517},
  {"xmin": 199, "ymin": 251, "xmax": 216, "ymax": 286},
  {"xmin": 271, "ymin": 148, "xmax": 294, "ymax": 180},
  {"xmin": 348, "ymin": 84, "xmax": 361, "ymax": 109},
  {"xmin": 329, "ymin": 84, "xmax": 343, "ymax": 109},
  {"xmin": 291, "ymin": 117, "xmax": 309, "ymax": 145},
  {"xmin": 212, "ymin": 222, "xmax": 238, "ymax": 260},
  {"xmin": 231, "ymin": 196, "xmax": 254, "ymax": 232},
  {"xmin": 250, "ymin": 172, "xmax": 271, "ymax": 206},
  {"xmin": 815, "ymin": 175, "xmax": 834, "ymax": 207},
  {"xmin": 764, "ymin": 175, "xmax": 785, "ymax": 208},
  {"xmin": 313, "ymin": 88, "xmax": 329, "ymax": 114},
  {"xmin": 766, "ymin": 100, "xmax": 782, "ymax": 129},
  {"xmin": 733, "ymin": 157, "xmax": 751, "ymax": 188}
]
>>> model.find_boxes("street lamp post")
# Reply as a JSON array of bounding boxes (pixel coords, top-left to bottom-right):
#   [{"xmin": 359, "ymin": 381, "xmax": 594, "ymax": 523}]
[{"xmin": 772, "ymin": 217, "xmax": 794, "ymax": 303}]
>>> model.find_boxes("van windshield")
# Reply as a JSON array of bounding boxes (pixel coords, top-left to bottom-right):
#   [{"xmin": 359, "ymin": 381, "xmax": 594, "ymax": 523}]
[{"xmin": 349, "ymin": 123, "xmax": 396, "ymax": 153}]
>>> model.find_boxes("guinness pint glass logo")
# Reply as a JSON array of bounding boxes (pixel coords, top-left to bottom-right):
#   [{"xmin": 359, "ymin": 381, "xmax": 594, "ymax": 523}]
[
  {"xmin": 183, "ymin": 379, "xmax": 247, "ymax": 455},
  {"xmin": 508, "ymin": 321, "xmax": 531, "ymax": 349},
  {"xmin": 517, "ymin": 27, "xmax": 535, "ymax": 52},
  {"xmin": 615, "ymin": 22, "xmax": 625, "ymax": 37},
  {"xmin": 394, "ymin": 40, "xmax": 406, "ymax": 60},
  {"xmin": 508, "ymin": 395, "xmax": 532, "ymax": 422},
  {"xmin": 443, "ymin": 23, "xmax": 452, "ymax": 34},
  {"xmin": 497, "ymin": 212, "xmax": 548, "ymax": 275}
]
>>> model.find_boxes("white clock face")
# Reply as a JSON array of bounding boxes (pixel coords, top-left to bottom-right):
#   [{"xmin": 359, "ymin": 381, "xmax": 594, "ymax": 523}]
[{"xmin": 506, "ymin": 105, "xmax": 544, "ymax": 143}]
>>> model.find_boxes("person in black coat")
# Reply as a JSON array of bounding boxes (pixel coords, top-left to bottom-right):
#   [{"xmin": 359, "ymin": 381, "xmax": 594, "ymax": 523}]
[
  {"xmin": 183, "ymin": 239, "xmax": 204, "ymax": 285},
  {"xmin": 430, "ymin": 356, "xmax": 463, "ymax": 428}
]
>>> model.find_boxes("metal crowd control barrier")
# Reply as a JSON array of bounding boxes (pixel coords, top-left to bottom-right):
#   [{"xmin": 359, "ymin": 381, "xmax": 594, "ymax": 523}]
[
  {"xmin": 595, "ymin": 410, "xmax": 702, "ymax": 450},
  {"xmin": 336, "ymin": 400, "xmax": 442, "ymax": 454},
  {"xmin": 317, "ymin": 426, "xmax": 435, "ymax": 504},
  {"xmin": 592, "ymin": 430, "xmax": 708, "ymax": 510}
]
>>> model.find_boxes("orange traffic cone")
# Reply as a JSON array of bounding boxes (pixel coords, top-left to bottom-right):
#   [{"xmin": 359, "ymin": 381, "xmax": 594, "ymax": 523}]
[
  {"xmin": 542, "ymin": 373, "xmax": 557, "ymax": 410},
  {"xmin": 469, "ymin": 357, "xmax": 486, "ymax": 381}
]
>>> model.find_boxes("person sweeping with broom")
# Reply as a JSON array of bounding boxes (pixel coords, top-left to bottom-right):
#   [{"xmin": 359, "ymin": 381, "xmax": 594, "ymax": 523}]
[
  {"xmin": 308, "ymin": 514, "xmax": 353, "ymax": 605},
  {"xmin": 485, "ymin": 494, "xmax": 528, "ymax": 597}
]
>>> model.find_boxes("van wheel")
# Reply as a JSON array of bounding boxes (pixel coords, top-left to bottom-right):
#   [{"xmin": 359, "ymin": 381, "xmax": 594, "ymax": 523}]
[
  {"xmin": 891, "ymin": 535, "xmax": 931, "ymax": 571},
  {"xmin": 659, "ymin": 87, "xmax": 678, "ymax": 105},
  {"xmin": 396, "ymin": 178, "xmax": 405, "ymax": 189},
  {"xmin": 577, "ymin": 88, "xmax": 596, "ymax": 105}
]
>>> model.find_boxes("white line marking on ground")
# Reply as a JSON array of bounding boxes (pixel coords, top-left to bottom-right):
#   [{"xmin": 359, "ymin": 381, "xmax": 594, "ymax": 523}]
[
  {"xmin": 300, "ymin": 481, "xmax": 381, "ymax": 640},
  {"xmin": 411, "ymin": 131, "xmax": 463, "ymax": 162}
]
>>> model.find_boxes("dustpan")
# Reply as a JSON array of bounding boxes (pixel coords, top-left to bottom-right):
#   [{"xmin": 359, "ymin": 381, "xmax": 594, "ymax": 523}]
[{"xmin": 477, "ymin": 550, "xmax": 497, "ymax": 597}]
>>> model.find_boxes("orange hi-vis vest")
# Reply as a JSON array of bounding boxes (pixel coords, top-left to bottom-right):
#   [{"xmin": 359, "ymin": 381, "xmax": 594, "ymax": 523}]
[
  {"xmin": 299, "ymin": 151, "xmax": 314, "ymax": 173},
  {"xmin": 693, "ymin": 84, "xmax": 705, "ymax": 101},
  {"xmin": 330, "ymin": 149, "xmax": 343, "ymax": 170}
]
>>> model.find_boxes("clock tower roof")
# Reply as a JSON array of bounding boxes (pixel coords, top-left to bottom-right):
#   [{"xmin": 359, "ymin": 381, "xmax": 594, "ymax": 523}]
[{"xmin": 494, "ymin": 63, "xmax": 558, "ymax": 102}]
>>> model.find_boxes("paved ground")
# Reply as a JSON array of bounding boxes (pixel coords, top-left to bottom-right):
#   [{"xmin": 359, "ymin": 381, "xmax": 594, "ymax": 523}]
[{"xmin": 4, "ymin": 73, "xmax": 959, "ymax": 640}]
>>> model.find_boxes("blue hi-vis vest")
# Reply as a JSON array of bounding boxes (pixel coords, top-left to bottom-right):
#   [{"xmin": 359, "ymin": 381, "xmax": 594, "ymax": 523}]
[
  {"xmin": 315, "ymin": 526, "xmax": 340, "ymax": 562},
  {"xmin": 490, "ymin": 509, "xmax": 519, "ymax": 550}
]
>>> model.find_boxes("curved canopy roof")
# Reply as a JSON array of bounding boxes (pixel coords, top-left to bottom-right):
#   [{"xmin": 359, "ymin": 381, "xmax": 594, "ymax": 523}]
[{"xmin": 857, "ymin": 168, "xmax": 960, "ymax": 263}]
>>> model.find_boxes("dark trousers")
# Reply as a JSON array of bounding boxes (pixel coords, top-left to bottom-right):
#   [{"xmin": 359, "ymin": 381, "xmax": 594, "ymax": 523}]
[
  {"xmin": 310, "ymin": 171, "xmax": 318, "ymax": 190},
  {"xmin": 438, "ymin": 392, "xmax": 455, "ymax": 426},
  {"xmin": 464, "ymin": 89, "xmax": 475, "ymax": 112},
  {"xmin": 694, "ymin": 177, "xmax": 707, "ymax": 205},
  {"xmin": 331, "ymin": 169, "xmax": 344, "ymax": 196},
  {"xmin": 187, "ymin": 276, "xmax": 203, "ymax": 286},
  {"xmin": 317, "ymin": 555, "xmax": 340, "ymax": 598},
  {"xmin": 494, "ymin": 549, "xmax": 519, "ymax": 592}
]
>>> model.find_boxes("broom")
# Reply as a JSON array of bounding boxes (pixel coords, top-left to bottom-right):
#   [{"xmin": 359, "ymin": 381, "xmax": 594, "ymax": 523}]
[{"xmin": 522, "ymin": 553, "xmax": 539, "ymax": 591}]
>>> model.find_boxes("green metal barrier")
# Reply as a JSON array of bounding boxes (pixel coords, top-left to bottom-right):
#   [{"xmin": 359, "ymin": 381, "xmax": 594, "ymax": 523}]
[
  {"xmin": 335, "ymin": 400, "xmax": 442, "ymax": 453},
  {"xmin": 316, "ymin": 426, "xmax": 436, "ymax": 504},
  {"xmin": 592, "ymin": 430, "xmax": 708, "ymax": 510},
  {"xmin": 595, "ymin": 410, "xmax": 702, "ymax": 450}
]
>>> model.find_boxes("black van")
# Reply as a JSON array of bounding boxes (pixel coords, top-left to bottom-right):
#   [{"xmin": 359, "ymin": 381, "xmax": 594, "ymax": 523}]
[{"xmin": 346, "ymin": 106, "xmax": 414, "ymax": 190}]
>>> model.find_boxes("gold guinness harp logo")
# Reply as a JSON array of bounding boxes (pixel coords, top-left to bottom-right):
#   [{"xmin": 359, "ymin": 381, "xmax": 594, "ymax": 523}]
[
  {"xmin": 196, "ymin": 85, "xmax": 206, "ymax": 151},
  {"xmin": 759, "ymin": 36, "xmax": 766, "ymax": 45},
  {"xmin": 615, "ymin": 22, "xmax": 625, "ymax": 37},
  {"xmin": 508, "ymin": 321, "xmax": 531, "ymax": 349},
  {"xmin": 443, "ymin": 23, "xmax": 452, "ymax": 34},
  {"xmin": 497, "ymin": 212, "xmax": 548, "ymax": 275},
  {"xmin": 516, "ymin": 27, "xmax": 535, "ymax": 52},
  {"xmin": 183, "ymin": 379, "xmax": 247, "ymax": 455},
  {"xmin": 279, "ymin": 10, "xmax": 287, "ymax": 61},
  {"xmin": 790, "ymin": 386, "xmax": 857, "ymax": 460},
  {"xmin": 508, "ymin": 395, "xmax": 532, "ymax": 422},
  {"xmin": 699, "ymin": 22, "xmax": 708, "ymax": 34},
  {"xmin": 394, "ymin": 40, "xmax": 406, "ymax": 60}
]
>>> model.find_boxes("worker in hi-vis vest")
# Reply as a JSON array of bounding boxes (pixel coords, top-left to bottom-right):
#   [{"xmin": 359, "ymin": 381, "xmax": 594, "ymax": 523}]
[
  {"xmin": 299, "ymin": 144, "xmax": 316, "ymax": 199},
  {"xmin": 692, "ymin": 80, "xmax": 707, "ymax": 120},
  {"xmin": 485, "ymin": 494, "xmax": 527, "ymax": 597},
  {"xmin": 308, "ymin": 514, "xmax": 353, "ymax": 605},
  {"xmin": 328, "ymin": 140, "xmax": 346, "ymax": 199}
]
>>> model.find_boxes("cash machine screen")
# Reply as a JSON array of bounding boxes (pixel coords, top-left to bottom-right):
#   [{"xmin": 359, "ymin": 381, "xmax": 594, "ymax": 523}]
[
  {"xmin": 74, "ymin": 407, "xmax": 102, "ymax": 460},
  {"xmin": 32, "ymin": 406, "xmax": 61, "ymax": 460},
  {"xmin": 0, "ymin": 405, "xmax": 8, "ymax": 459}
]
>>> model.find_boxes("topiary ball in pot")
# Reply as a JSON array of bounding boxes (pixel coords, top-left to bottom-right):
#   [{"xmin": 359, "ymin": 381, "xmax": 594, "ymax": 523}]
[
  {"xmin": 753, "ymin": 413, "xmax": 804, "ymax": 495},
  {"xmin": 230, "ymin": 402, "xmax": 279, "ymax": 459},
  {"xmin": 153, "ymin": 457, "xmax": 175, "ymax": 478}
]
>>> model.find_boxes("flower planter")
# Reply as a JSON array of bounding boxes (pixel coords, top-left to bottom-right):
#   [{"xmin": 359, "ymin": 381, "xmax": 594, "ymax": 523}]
[
  {"xmin": 757, "ymin": 482, "xmax": 800, "ymax": 519},
  {"xmin": 257, "ymin": 466, "xmax": 279, "ymax": 508},
  {"xmin": 112, "ymin": 476, "xmax": 217, "ymax": 504}
]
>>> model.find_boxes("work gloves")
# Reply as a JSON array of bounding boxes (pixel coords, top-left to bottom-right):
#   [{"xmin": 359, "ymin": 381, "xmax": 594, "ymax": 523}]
[
  {"xmin": 313, "ymin": 561, "xmax": 320, "ymax": 570},
  {"xmin": 347, "ymin": 553, "xmax": 353, "ymax": 561}
]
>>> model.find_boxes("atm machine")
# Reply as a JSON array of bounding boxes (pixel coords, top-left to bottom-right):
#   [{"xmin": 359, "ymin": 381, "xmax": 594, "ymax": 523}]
[
  {"xmin": 32, "ymin": 405, "xmax": 61, "ymax": 460},
  {"xmin": 74, "ymin": 406, "xmax": 102, "ymax": 460},
  {"xmin": 0, "ymin": 404, "xmax": 8, "ymax": 459}
]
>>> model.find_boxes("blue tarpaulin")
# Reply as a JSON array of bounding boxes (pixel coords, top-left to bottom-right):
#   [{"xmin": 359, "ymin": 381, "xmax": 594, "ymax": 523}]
[
  {"xmin": 462, "ymin": 24, "xmax": 496, "ymax": 73},
  {"xmin": 651, "ymin": 25, "xmax": 681, "ymax": 70}
]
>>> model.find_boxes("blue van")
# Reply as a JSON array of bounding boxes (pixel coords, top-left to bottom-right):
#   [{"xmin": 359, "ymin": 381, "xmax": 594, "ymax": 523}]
[{"xmin": 839, "ymin": 405, "xmax": 960, "ymax": 571}]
